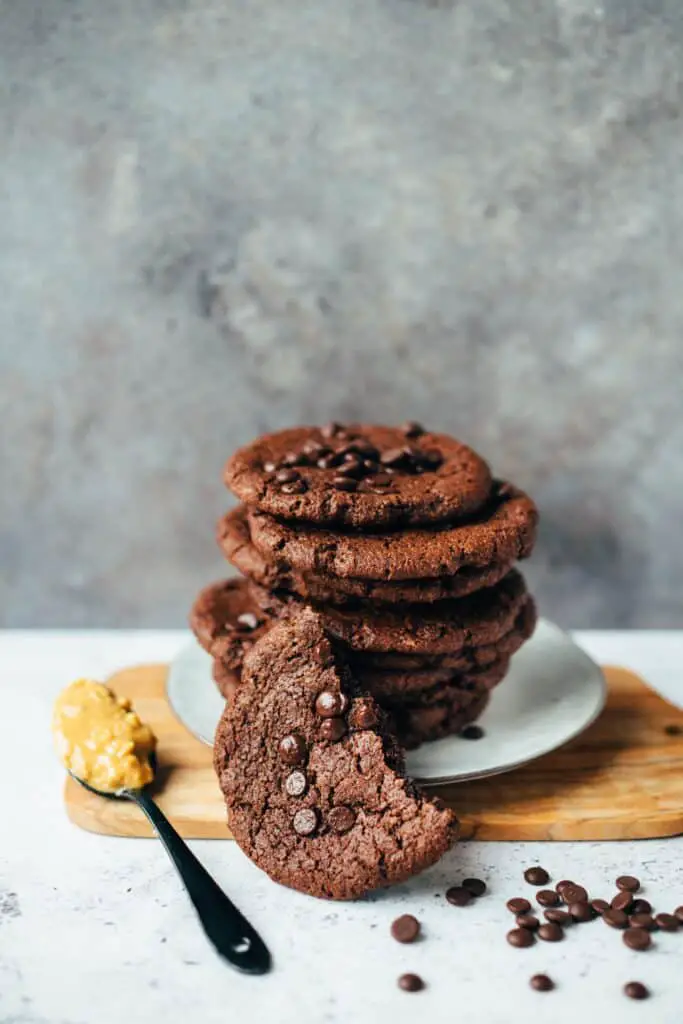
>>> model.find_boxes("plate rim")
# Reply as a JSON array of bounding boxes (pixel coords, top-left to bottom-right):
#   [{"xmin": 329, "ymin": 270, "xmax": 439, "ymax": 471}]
[{"xmin": 165, "ymin": 618, "xmax": 607, "ymax": 786}]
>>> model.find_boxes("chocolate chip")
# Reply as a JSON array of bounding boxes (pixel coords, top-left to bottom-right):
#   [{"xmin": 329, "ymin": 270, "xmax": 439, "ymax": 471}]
[
  {"xmin": 555, "ymin": 880, "xmax": 575, "ymax": 894},
  {"xmin": 506, "ymin": 898, "xmax": 531, "ymax": 915},
  {"xmin": 369, "ymin": 472, "xmax": 393, "ymax": 486},
  {"xmin": 629, "ymin": 914, "xmax": 657, "ymax": 931},
  {"xmin": 569, "ymin": 901, "xmax": 594, "ymax": 923},
  {"xmin": 516, "ymin": 914, "xmax": 540, "ymax": 931},
  {"xmin": 292, "ymin": 807, "xmax": 319, "ymax": 836},
  {"xmin": 624, "ymin": 981, "xmax": 649, "ymax": 1001},
  {"xmin": 611, "ymin": 892, "xmax": 634, "ymax": 913},
  {"xmin": 401, "ymin": 420, "xmax": 425, "ymax": 438},
  {"xmin": 538, "ymin": 923, "xmax": 564, "ymax": 942},
  {"xmin": 446, "ymin": 886, "xmax": 472, "ymax": 907},
  {"xmin": 561, "ymin": 884, "xmax": 587, "ymax": 905},
  {"xmin": 665, "ymin": 723, "xmax": 683, "ymax": 736},
  {"xmin": 380, "ymin": 447, "xmax": 408, "ymax": 467},
  {"xmin": 591, "ymin": 899, "xmax": 610, "ymax": 915},
  {"xmin": 349, "ymin": 701, "xmax": 378, "ymax": 730},
  {"xmin": 236, "ymin": 612, "xmax": 260, "ymax": 631},
  {"xmin": 328, "ymin": 805, "xmax": 356, "ymax": 834},
  {"xmin": 280, "ymin": 479, "xmax": 307, "ymax": 494},
  {"xmin": 603, "ymin": 909, "xmax": 629, "ymax": 929},
  {"xmin": 524, "ymin": 867, "xmax": 550, "ymax": 886},
  {"xmin": 398, "ymin": 973, "xmax": 424, "ymax": 992},
  {"xmin": 623, "ymin": 927, "xmax": 652, "ymax": 951},
  {"xmin": 331, "ymin": 477, "xmax": 358, "ymax": 492},
  {"xmin": 319, "ymin": 717, "xmax": 347, "ymax": 742},
  {"xmin": 317, "ymin": 454, "xmax": 341, "ymax": 469},
  {"xmin": 391, "ymin": 914, "xmax": 421, "ymax": 944},
  {"xmin": 314, "ymin": 691, "xmax": 349, "ymax": 718},
  {"xmin": 537, "ymin": 890, "xmax": 561, "ymax": 908},
  {"xmin": 544, "ymin": 909, "xmax": 572, "ymax": 926},
  {"xmin": 263, "ymin": 460, "xmax": 277, "ymax": 473},
  {"xmin": 280, "ymin": 451, "xmax": 301, "ymax": 467},
  {"xmin": 321, "ymin": 421, "xmax": 344, "ymax": 439},
  {"xmin": 530, "ymin": 974, "xmax": 554, "ymax": 992},
  {"xmin": 335, "ymin": 459, "xmax": 364, "ymax": 478},
  {"xmin": 275, "ymin": 468, "xmax": 300, "ymax": 483},
  {"xmin": 302, "ymin": 439, "xmax": 329, "ymax": 457},
  {"xmin": 462, "ymin": 878, "xmax": 487, "ymax": 898},
  {"xmin": 278, "ymin": 733, "xmax": 308, "ymax": 766},
  {"xmin": 421, "ymin": 448, "xmax": 443, "ymax": 468},
  {"xmin": 507, "ymin": 927, "xmax": 534, "ymax": 948},
  {"xmin": 654, "ymin": 913, "xmax": 678, "ymax": 931},
  {"xmin": 284, "ymin": 770, "xmax": 308, "ymax": 797},
  {"xmin": 460, "ymin": 725, "xmax": 485, "ymax": 740},
  {"xmin": 630, "ymin": 899, "xmax": 652, "ymax": 915},
  {"xmin": 616, "ymin": 875, "xmax": 640, "ymax": 892}
]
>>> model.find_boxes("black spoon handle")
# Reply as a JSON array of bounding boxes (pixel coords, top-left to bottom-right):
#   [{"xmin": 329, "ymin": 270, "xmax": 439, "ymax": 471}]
[{"xmin": 130, "ymin": 789, "xmax": 271, "ymax": 974}]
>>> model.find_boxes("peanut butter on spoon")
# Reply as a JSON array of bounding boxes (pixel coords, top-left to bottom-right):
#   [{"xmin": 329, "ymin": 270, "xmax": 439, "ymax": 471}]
[{"xmin": 52, "ymin": 679, "xmax": 156, "ymax": 792}]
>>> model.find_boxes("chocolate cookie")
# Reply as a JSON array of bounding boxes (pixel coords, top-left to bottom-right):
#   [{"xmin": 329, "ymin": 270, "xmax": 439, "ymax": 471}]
[
  {"xmin": 245, "ymin": 481, "xmax": 537, "ymax": 582},
  {"xmin": 214, "ymin": 608, "xmax": 459, "ymax": 899},
  {"xmin": 224, "ymin": 423, "xmax": 492, "ymax": 528},
  {"xmin": 390, "ymin": 690, "xmax": 490, "ymax": 749},
  {"xmin": 365, "ymin": 656, "xmax": 511, "ymax": 701},
  {"xmin": 219, "ymin": 506, "xmax": 515, "ymax": 604},
  {"xmin": 251, "ymin": 571, "xmax": 529, "ymax": 654},
  {"xmin": 211, "ymin": 658, "xmax": 239, "ymax": 701},
  {"xmin": 189, "ymin": 579, "xmax": 275, "ymax": 669}
]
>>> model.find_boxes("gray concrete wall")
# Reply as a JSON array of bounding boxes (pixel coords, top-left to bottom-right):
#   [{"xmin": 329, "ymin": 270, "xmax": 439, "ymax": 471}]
[{"xmin": 2, "ymin": 0, "xmax": 682, "ymax": 628}]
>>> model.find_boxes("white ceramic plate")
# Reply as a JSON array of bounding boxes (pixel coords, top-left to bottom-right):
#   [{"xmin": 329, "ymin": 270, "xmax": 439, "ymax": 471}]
[{"xmin": 166, "ymin": 618, "xmax": 606, "ymax": 785}]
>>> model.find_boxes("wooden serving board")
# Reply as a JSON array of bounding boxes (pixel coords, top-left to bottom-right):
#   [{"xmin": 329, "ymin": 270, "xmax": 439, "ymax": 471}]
[{"xmin": 64, "ymin": 663, "xmax": 683, "ymax": 841}]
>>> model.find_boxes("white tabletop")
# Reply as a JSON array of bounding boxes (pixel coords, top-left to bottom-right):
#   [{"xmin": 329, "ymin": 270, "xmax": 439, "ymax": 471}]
[{"xmin": 2, "ymin": 630, "xmax": 682, "ymax": 1024}]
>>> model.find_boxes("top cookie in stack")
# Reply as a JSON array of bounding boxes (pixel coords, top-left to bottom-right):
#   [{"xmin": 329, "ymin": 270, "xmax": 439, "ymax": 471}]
[{"xmin": 193, "ymin": 422, "xmax": 539, "ymax": 748}]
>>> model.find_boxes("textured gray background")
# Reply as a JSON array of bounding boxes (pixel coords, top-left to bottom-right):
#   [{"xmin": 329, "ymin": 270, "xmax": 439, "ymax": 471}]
[{"xmin": 2, "ymin": 0, "xmax": 682, "ymax": 628}]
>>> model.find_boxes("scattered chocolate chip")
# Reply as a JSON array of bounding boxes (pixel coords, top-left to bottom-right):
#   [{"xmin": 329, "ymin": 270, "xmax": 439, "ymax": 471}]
[
  {"xmin": 317, "ymin": 454, "xmax": 341, "ymax": 469},
  {"xmin": 507, "ymin": 927, "xmax": 534, "ymax": 948},
  {"xmin": 516, "ymin": 915, "xmax": 540, "ymax": 931},
  {"xmin": 462, "ymin": 878, "xmax": 487, "ymax": 898},
  {"xmin": 236, "ymin": 612, "xmax": 259, "ymax": 630},
  {"xmin": 524, "ymin": 867, "xmax": 550, "ymax": 886},
  {"xmin": 292, "ymin": 807, "xmax": 319, "ymax": 836},
  {"xmin": 401, "ymin": 421, "xmax": 425, "ymax": 438},
  {"xmin": 460, "ymin": 725, "xmax": 485, "ymax": 740},
  {"xmin": 654, "ymin": 913, "xmax": 679, "ymax": 932},
  {"xmin": 278, "ymin": 733, "xmax": 308, "ymax": 766},
  {"xmin": 391, "ymin": 914, "xmax": 421, "ymax": 944},
  {"xmin": 331, "ymin": 477, "xmax": 358, "ymax": 492},
  {"xmin": 335, "ymin": 459, "xmax": 364, "ymax": 478},
  {"xmin": 537, "ymin": 890, "xmax": 561, "ymax": 908},
  {"xmin": 630, "ymin": 898, "xmax": 652, "ymax": 915},
  {"xmin": 328, "ymin": 805, "xmax": 356, "ymax": 834},
  {"xmin": 349, "ymin": 701, "xmax": 378, "ymax": 730},
  {"xmin": 380, "ymin": 447, "xmax": 408, "ymax": 468},
  {"xmin": 569, "ymin": 901, "xmax": 595, "ymax": 923},
  {"xmin": 398, "ymin": 973, "xmax": 424, "ymax": 992},
  {"xmin": 591, "ymin": 899, "xmax": 610, "ymax": 915},
  {"xmin": 506, "ymin": 898, "xmax": 531, "ymax": 915},
  {"xmin": 538, "ymin": 923, "xmax": 564, "ymax": 942},
  {"xmin": 280, "ymin": 451, "xmax": 300, "ymax": 467},
  {"xmin": 321, "ymin": 421, "xmax": 344, "ymax": 439},
  {"xmin": 561, "ymin": 884, "xmax": 588, "ymax": 905},
  {"xmin": 611, "ymin": 892, "xmax": 634, "ymax": 914},
  {"xmin": 623, "ymin": 927, "xmax": 652, "ymax": 951},
  {"xmin": 665, "ymin": 723, "xmax": 683, "ymax": 736},
  {"xmin": 630, "ymin": 914, "xmax": 657, "ymax": 931},
  {"xmin": 446, "ymin": 886, "xmax": 473, "ymax": 907},
  {"xmin": 280, "ymin": 479, "xmax": 308, "ymax": 494},
  {"xmin": 284, "ymin": 770, "xmax": 308, "ymax": 797},
  {"xmin": 616, "ymin": 875, "xmax": 640, "ymax": 893},
  {"xmin": 263, "ymin": 460, "xmax": 277, "ymax": 473},
  {"xmin": 624, "ymin": 981, "xmax": 649, "ymax": 1001},
  {"xmin": 603, "ymin": 909, "xmax": 629, "ymax": 929},
  {"xmin": 314, "ymin": 691, "xmax": 349, "ymax": 718},
  {"xmin": 544, "ymin": 909, "xmax": 572, "ymax": 926},
  {"xmin": 555, "ymin": 880, "xmax": 575, "ymax": 894},
  {"xmin": 275, "ymin": 468, "xmax": 300, "ymax": 483},
  {"xmin": 319, "ymin": 717, "xmax": 347, "ymax": 742},
  {"xmin": 530, "ymin": 974, "xmax": 554, "ymax": 992}
]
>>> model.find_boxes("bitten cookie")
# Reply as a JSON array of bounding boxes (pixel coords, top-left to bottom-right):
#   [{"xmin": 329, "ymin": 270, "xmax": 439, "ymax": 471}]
[
  {"xmin": 213, "ymin": 608, "xmax": 459, "ymax": 899},
  {"xmin": 224, "ymin": 423, "xmax": 492, "ymax": 528}
]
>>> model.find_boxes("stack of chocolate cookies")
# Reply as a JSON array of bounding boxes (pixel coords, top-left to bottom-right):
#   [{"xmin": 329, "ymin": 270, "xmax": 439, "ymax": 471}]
[{"xmin": 190, "ymin": 422, "xmax": 538, "ymax": 749}]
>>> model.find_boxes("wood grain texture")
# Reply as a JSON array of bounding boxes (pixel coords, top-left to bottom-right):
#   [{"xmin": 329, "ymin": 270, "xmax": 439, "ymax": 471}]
[{"xmin": 64, "ymin": 662, "xmax": 683, "ymax": 841}]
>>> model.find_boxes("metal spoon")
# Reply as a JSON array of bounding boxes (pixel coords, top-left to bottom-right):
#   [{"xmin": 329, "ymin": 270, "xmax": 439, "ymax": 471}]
[{"xmin": 69, "ymin": 767, "xmax": 272, "ymax": 974}]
